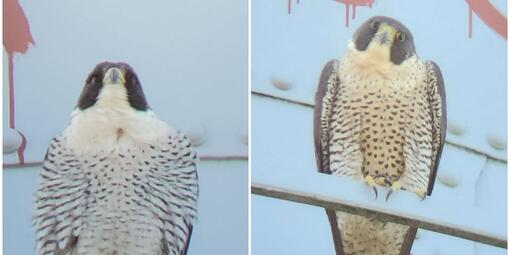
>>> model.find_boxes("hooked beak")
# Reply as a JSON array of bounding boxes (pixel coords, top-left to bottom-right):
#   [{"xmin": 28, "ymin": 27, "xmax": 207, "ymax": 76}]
[
  {"xmin": 104, "ymin": 67, "xmax": 125, "ymax": 84},
  {"xmin": 375, "ymin": 23, "xmax": 397, "ymax": 45}
]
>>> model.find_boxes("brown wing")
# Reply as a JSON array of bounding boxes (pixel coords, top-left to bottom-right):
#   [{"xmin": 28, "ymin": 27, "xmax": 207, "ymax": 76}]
[
  {"xmin": 314, "ymin": 59, "xmax": 340, "ymax": 174},
  {"xmin": 399, "ymin": 62, "xmax": 446, "ymax": 255},
  {"xmin": 399, "ymin": 227, "xmax": 417, "ymax": 255},
  {"xmin": 314, "ymin": 59, "xmax": 345, "ymax": 255},
  {"xmin": 426, "ymin": 61, "xmax": 446, "ymax": 196}
]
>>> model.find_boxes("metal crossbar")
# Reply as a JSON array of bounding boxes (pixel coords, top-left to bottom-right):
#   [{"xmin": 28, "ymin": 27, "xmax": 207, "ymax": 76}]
[{"xmin": 251, "ymin": 180, "xmax": 507, "ymax": 249}]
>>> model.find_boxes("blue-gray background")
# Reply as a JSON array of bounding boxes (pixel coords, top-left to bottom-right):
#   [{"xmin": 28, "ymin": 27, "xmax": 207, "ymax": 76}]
[
  {"xmin": 252, "ymin": 0, "xmax": 507, "ymax": 255},
  {"xmin": 3, "ymin": 0, "xmax": 248, "ymax": 254}
]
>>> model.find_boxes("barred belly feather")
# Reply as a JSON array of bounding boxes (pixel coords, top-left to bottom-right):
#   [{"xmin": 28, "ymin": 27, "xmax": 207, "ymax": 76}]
[
  {"xmin": 324, "ymin": 54, "xmax": 433, "ymax": 255},
  {"xmin": 34, "ymin": 111, "xmax": 198, "ymax": 255},
  {"xmin": 314, "ymin": 17, "xmax": 446, "ymax": 255}
]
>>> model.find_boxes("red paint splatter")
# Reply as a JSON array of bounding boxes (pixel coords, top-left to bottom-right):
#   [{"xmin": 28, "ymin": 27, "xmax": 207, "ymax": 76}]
[
  {"xmin": 288, "ymin": 0, "xmax": 299, "ymax": 14},
  {"xmin": 3, "ymin": 0, "xmax": 34, "ymax": 165},
  {"xmin": 468, "ymin": 6, "xmax": 473, "ymax": 38},
  {"xmin": 287, "ymin": 0, "xmax": 373, "ymax": 26},
  {"xmin": 336, "ymin": 0, "xmax": 375, "ymax": 27},
  {"xmin": 7, "ymin": 54, "xmax": 15, "ymax": 130},
  {"xmin": 466, "ymin": 0, "xmax": 507, "ymax": 39},
  {"xmin": 3, "ymin": 0, "xmax": 34, "ymax": 55}
]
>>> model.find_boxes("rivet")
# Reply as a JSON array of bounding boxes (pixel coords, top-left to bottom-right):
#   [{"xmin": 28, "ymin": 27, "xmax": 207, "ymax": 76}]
[
  {"xmin": 431, "ymin": 250, "xmax": 441, "ymax": 255},
  {"xmin": 181, "ymin": 124, "xmax": 207, "ymax": 147},
  {"xmin": 438, "ymin": 170, "xmax": 460, "ymax": 188},
  {"xmin": 487, "ymin": 133, "xmax": 506, "ymax": 151},
  {"xmin": 271, "ymin": 77, "xmax": 292, "ymax": 91},
  {"xmin": 447, "ymin": 121, "xmax": 465, "ymax": 136},
  {"xmin": 3, "ymin": 128, "xmax": 22, "ymax": 154}
]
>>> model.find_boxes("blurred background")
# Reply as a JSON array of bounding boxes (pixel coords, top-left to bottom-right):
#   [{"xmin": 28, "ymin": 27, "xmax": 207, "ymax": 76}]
[
  {"xmin": 252, "ymin": 0, "xmax": 506, "ymax": 254},
  {"xmin": 3, "ymin": 0, "xmax": 248, "ymax": 254}
]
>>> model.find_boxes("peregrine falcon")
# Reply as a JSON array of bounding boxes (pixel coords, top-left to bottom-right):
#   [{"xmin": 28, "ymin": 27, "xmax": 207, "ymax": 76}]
[
  {"xmin": 313, "ymin": 16, "xmax": 446, "ymax": 255},
  {"xmin": 34, "ymin": 62, "xmax": 198, "ymax": 255}
]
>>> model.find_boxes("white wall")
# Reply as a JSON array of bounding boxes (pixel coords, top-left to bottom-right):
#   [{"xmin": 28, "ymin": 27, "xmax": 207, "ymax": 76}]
[
  {"xmin": 5, "ymin": 0, "xmax": 248, "ymax": 164},
  {"xmin": 4, "ymin": 0, "xmax": 248, "ymax": 254},
  {"xmin": 252, "ymin": 0, "xmax": 507, "ymax": 254}
]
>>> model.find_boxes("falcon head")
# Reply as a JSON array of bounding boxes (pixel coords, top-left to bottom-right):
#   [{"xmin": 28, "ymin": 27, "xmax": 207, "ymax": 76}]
[
  {"xmin": 351, "ymin": 16, "xmax": 416, "ymax": 65},
  {"xmin": 76, "ymin": 61, "xmax": 149, "ymax": 111}
]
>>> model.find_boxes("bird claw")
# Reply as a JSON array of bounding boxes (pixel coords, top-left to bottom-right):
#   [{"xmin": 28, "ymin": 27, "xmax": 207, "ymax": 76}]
[
  {"xmin": 364, "ymin": 175, "xmax": 378, "ymax": 199},
  {"xmin": 385, "ymin": 181, "xmax": 401, "ymax": 202},
  {"xmin": 385, "ymin": 189, "xmax": 393, "ymax": 202},
  {"xmin": 419, "ymin": 191, "xmax": 427, "ymax": 201}
]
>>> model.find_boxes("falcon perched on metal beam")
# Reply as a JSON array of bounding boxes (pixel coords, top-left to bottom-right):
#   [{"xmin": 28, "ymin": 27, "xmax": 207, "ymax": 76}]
[
  {"xmin": 34, "ymin": 62, "xmax": 198, "ymax": 255},
  {"xmin": 314, "ymin": 16, "xmax": 446, "ymax": 255}
]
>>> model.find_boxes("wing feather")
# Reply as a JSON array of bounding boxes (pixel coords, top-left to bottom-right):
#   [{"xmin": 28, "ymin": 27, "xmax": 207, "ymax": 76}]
[
  {"xmin": 155, "ymin": 131, "xmax": 198, "ymax": 255},
  {"xmin": 314, "ymin": 59, "xmax": 345, "ymax": 255},
  {"xmin": 399, "ymin": 61, "xmax": 446, "ymax": 254},
  {"xmin": 314, "ymin": 59, "xmax": 340, "ymax": 174},
  {"xmin": 426, "ymin": 61, "xmax": 446, "ymax": 195},
  {"xmin": 398, "ymin": 227, "xmax": 417, "ymax": 255},
  {"xmin": 34, "ymin": 136, "xmax": 87, "ymax": 255}
]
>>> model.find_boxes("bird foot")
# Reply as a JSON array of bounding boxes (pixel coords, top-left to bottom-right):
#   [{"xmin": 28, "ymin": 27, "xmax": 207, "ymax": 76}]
[
  {"xmin": 417, "ymin": 190, "xmax": 427, "ymax": 201},
  {"xmin": 364, "ymin": 175, "xmax": 378, "ymax": 199},
  {"xmin": 385, "ymin": 181, "xmax": 401, "ymax": 202}
]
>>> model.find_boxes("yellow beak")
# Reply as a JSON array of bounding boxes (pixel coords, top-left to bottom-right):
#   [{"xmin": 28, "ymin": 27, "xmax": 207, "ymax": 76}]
[
  {"xmin": 104, "ymin": 67, "xmax": 126, "ymax": 84},
  {"xmin": 376, "ymin": 23, "xmax": 397, "ymax": 44}
]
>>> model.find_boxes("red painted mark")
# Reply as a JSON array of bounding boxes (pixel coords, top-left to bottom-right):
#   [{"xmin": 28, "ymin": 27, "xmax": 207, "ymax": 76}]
[
  {"xmin": 468, "ymin": 7, "xmax": 473, "ymax": 38},
  {"xmin": 466, "ymin": 0, "xmax": 507, "ymax": 39},
  {"xmin": 3, "ymin": 0, "xmax": 34, "ymax": 55},
  {"xmin": 8, "ymin": 54, "xmax": 15, "ymax": 129},
  {"xmin": 287, "ymin": 0, "xmax": 374, "ymax": 26},
  {"xmin": 18, "ymin": 133, "xmax": 27, "ymax": 165},
  {"xmin": 345, "ymin": 4, "xmax": 349, "ymax": 27},
  {"xmin": 336, "ymin": 0, "xmax": 375, "ymax": 27},
  {"xmin": 288, "ymin": 0, "xmax": 300, "ymax": 14},
  {"xmin": 3, "ymin": 0, "xmax": 34, "ymax": 165}
]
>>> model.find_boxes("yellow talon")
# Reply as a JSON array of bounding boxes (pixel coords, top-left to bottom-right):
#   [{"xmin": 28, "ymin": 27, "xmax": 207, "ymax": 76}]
[
  {"xmin": 390, "ymin": 181, "xmax": 401, "ymax": 191},
  {"xmin": 364, "ymin": 175, "xmax": 378, "ymax": 199},
  {"xmin": 386, "ymin": 181, "xmax": 401, "ymax": 202},
  {"xmin": 365, "ymin": 175, "xmax": 376, "ymax": 186},
  {"xmin": 374, "ymin": 176, "xmax": 388, "ymax": 186},
  {"xmin": 417, "ymin": 190, "xmax": 427, "ymax": 201}
]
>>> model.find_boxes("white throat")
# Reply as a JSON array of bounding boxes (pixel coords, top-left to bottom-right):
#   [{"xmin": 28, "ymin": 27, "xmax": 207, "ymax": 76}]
[
  {"xmin": 344, "ymin": 40, "xmax": 418, "ymax": 80},
  {"xmin": 64, "ymin": 84, "xmax": 170, "ymax": 155},
  {"xmin": 95, "ymin": 83, "xmax": 131, "ymax": 111}
]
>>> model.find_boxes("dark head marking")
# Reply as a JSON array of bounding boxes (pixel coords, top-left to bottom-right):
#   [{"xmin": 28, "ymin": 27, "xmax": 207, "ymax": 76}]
[
  {"xmin": 77, "ymin": 61, "xmax": 150, "ymax": 111},
  {"xmin": 116, "ymin": 62, "xmax": 149, "ymax": 111},
  {"xmin": 352, "ymin": 16, "xmax": 416, "ymax": 65}
]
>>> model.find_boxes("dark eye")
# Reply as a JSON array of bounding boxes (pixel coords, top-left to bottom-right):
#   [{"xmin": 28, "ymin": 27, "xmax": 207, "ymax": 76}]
[
  {"xmin": 89, "ymin": 75, "xmax": 99, "ymax": 84},
  {"xmin": 396, "ymin": 32, "xmax": 406, "ymax": 42},
  {"xmin": 370, "ymin": 20, "xmax": 378, "ymax": 30}
]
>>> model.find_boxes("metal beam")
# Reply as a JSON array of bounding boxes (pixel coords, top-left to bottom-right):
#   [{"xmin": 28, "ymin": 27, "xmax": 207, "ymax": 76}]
[{"xmin": 252, "ymin": 180, "xmax": 507, "ymax": 249}]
